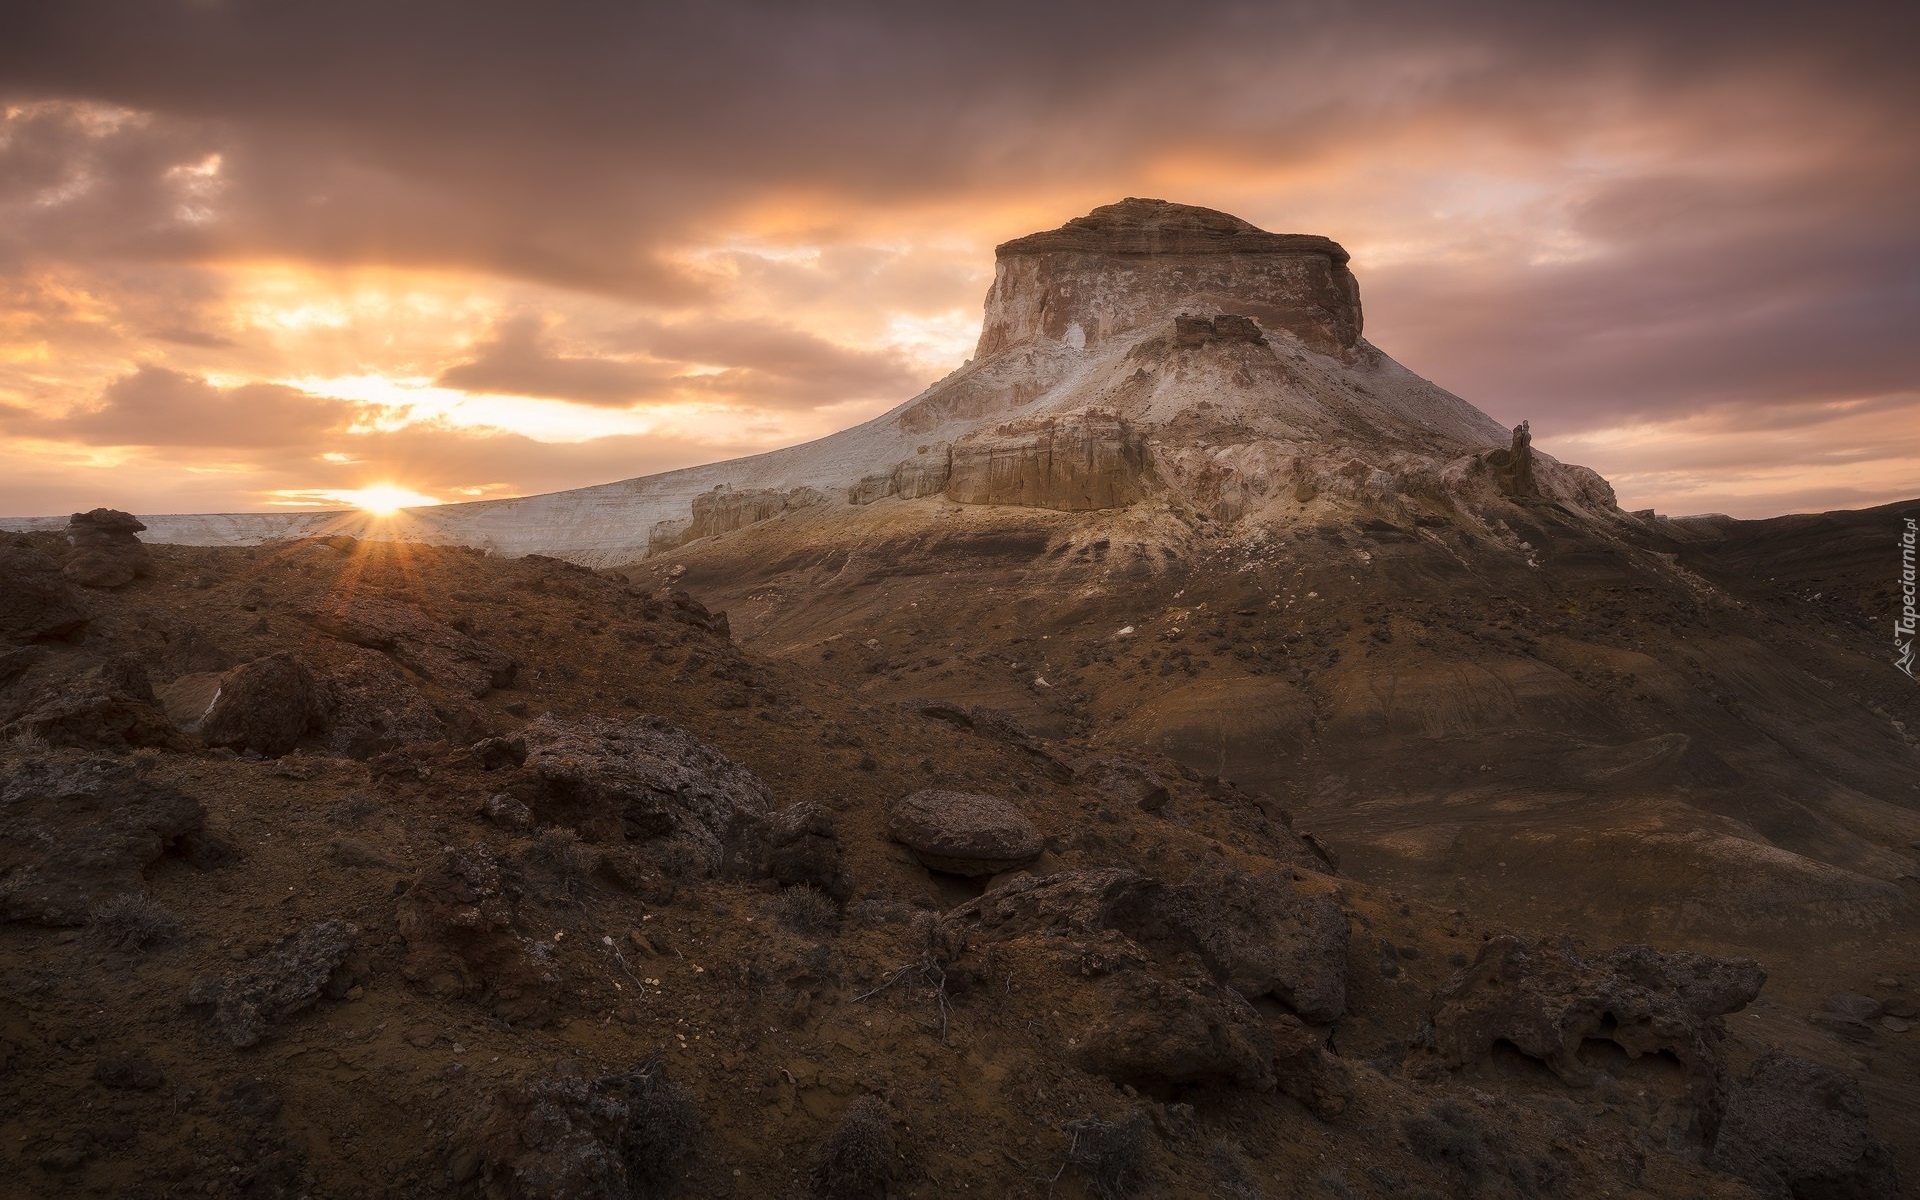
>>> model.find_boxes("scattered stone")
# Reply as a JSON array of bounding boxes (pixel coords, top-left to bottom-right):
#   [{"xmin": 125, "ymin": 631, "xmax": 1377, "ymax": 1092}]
[
  {"xmin": 1080, "ymin": 758, "xmax": 1169, "ymax": 812},
  {"xmin": 887, "ymin": 790, "xmax": 1043, "ymax": 876},
  {"xmin": 0, "ymin": 755, "xmax": 205, "ymax": 926},
  {"xmin": 483, "ymin": 792, "xmax": 536, "ymax": 833},
  {"xmin": 185, "ymin": 919, "xmax": 358, "ymax": 1048},
  {"xmin": 198, "ymin": 651, "xmax": 329, "ymax": 757},
  {"xmin": 1708, "ymin": 1052, "xmax": 1901, "ymax": 1199}
]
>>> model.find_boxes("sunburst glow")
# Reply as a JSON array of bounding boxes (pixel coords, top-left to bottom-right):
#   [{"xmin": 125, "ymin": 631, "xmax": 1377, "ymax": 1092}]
[{"xmin": 336, "ymin": 484, "xmax": 442, "ymax": 515}]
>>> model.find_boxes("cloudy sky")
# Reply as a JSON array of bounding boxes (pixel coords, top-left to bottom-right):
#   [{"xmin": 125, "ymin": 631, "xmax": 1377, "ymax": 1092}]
[{"xmin": 2, "ymin": 0, "xmax": 1915, "ymax": 519}]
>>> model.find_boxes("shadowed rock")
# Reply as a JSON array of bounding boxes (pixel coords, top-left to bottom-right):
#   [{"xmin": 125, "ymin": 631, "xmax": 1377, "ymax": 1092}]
[
  {"xmin": 1707, "ymin": 1051, "xmax": 1902, "ymax": 1199},
  {"xmin": 0, "ymin": 543, "xmax": 89, "ymax": 642},
  {"xmin": 186, "ymin": 919, "xmax": 358, "ymax": 1048},
  {"xmin": 0, "ymin": 754, "xmax": 204, "ymax": 925}
]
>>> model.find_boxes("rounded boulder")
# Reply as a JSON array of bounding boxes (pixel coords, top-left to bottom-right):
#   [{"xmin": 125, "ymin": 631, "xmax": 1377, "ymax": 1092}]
[{"xmin": 887, "ymin": 789, "xmax": 1042, "ymax": 876}]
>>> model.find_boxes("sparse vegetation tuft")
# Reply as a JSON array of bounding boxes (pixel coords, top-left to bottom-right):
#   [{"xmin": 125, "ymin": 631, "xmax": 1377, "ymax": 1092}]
[
  {"xmin": 90, "ymin": 892, "xmax": 183, "ymax": 952},
  {"xmin": 775, "ymin": 884, "xmax": 841, "ymax": 936},
  {"xmin": 613, "ymin": 1057, "xmax": 700, "ymax": 1194},
  {"xmin": 1059, "ymin": 1113, "xmax": 1151, "ymax": 1200},
  {"xmin": 809, "ymin": 1095, "xmax": 895, "ymax": 1199}
]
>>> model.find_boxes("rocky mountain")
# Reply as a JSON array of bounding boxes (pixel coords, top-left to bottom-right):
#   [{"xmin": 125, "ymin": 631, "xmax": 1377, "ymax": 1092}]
[{"xmin": 1, "ymin": 200, "xmax": 1914, "ymax": 1196}]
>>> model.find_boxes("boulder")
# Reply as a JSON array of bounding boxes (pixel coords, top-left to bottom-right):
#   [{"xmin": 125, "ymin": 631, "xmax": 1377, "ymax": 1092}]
[
  {"xmin": 751, "ymin": 802, "xmax": 850, "ymax": 900},
  {"xmin": 1708, "ymin": 1052, "xmax": 1901, "ymax": 1199},
  {"xmin": 0, "ymin": 544, "xmax": 89, "ymax": 642},
  {"xmin": 512, "ymin": 715, "xmax": 774, "ymax": 872},
  {"xmin": 1162, "ymin": 861, "xmax": 1349, "ymax": 1022},
  {"xmin": 185, "ymin": 919, "xmax": 359, "ymax": 1048},
  {"xmin": 0, "ymin": 754, "xmax": 204, "ymax": 925},
  {"xmin": 61, "ymin": 509, "xmax": 151, "ymax": 589},
  {"xmin": 199, "ymin": 651, "xmax": 329, "ymax": 757},
  {"xmin": 887, "ymin": 789, "xmax": 1043, "ymax": 876}
]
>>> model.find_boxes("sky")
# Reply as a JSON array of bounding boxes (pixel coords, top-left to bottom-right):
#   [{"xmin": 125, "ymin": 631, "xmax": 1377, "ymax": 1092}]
[{"xmin": 1, "ymin": 0, "xmax": 1915, "ymax": 520}]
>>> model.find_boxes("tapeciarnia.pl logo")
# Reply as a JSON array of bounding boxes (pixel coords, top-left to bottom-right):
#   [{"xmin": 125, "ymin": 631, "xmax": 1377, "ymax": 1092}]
[{"xmin": 1898, "ymin": 516, "xmax": 1917, "ymax": 679}]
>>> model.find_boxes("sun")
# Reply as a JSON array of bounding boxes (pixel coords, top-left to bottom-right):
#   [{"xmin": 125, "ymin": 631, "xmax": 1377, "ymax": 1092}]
[{"xmin": 338, "ymin": 483, "xmax": 442, "ymax": 515}]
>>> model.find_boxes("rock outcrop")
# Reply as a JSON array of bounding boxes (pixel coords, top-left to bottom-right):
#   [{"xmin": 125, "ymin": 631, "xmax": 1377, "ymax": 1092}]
[
  {"xmin": 944, "ymin": 413, "xmax": 1154, "ymax": 512},
  {"xmin": 978, "ymin": 198, "xmax": 1361, "ymax": 358},
  {"xmin": 185, "ymin": 919, "xmax": 359, "ymax": 1048},
  {"xmin": 61, "ymin": 509, "xmax": 151, "ymax": 589},
  {"xmin": 1433, "ymin": 936, "xmax": 1765, "ymax": 1135},
  {"xmin": 198, "ymin": 651, "xmax": 329, "ymax": 757}
]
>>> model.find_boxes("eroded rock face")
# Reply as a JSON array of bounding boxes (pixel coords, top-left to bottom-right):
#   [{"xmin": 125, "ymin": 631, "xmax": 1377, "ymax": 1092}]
[
  {"xmin": 1433, "ymin": 935, "xmax": 1765, "ymax": 1134},
  {"xmin": 61, "ymin": 509, "xmax": 152, "ymax": 589},
  {"xmin": 887, "ymin": 790, "xmax": 1043, "ymax": 876},
  {"xmin": 1707, "ymin": 1052, "xmax": 1902, "ymax": 1199},
  {"xmin": 945, "ymin": 413, "xmax": 1153, "ymax": 512},
  {"xmin": 977, "ymin": 198, "xmax": 1361, "ymax": 358},
  {"xmin": 512, "ymin": 715, "xmax": 773, "ymax": 871},
  {"xmin": 0, "ymin": 755, "xmax": 204, "ymax": 926}
]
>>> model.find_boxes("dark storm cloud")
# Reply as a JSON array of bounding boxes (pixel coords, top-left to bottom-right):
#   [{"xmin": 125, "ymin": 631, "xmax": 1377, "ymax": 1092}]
[
  {"xmin": 1, "ymin": 0, "xmax": 1917, "ymax": 515},
  {"xmin": 7, "ymin": 0, "xmax": 1914, "ymax": 291}
]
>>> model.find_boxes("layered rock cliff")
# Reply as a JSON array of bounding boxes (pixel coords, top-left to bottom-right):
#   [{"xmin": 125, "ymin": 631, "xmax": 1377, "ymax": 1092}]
[{"xmin": 977, "ymin": 198, "xmax": 1362, "ymax": 358}]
